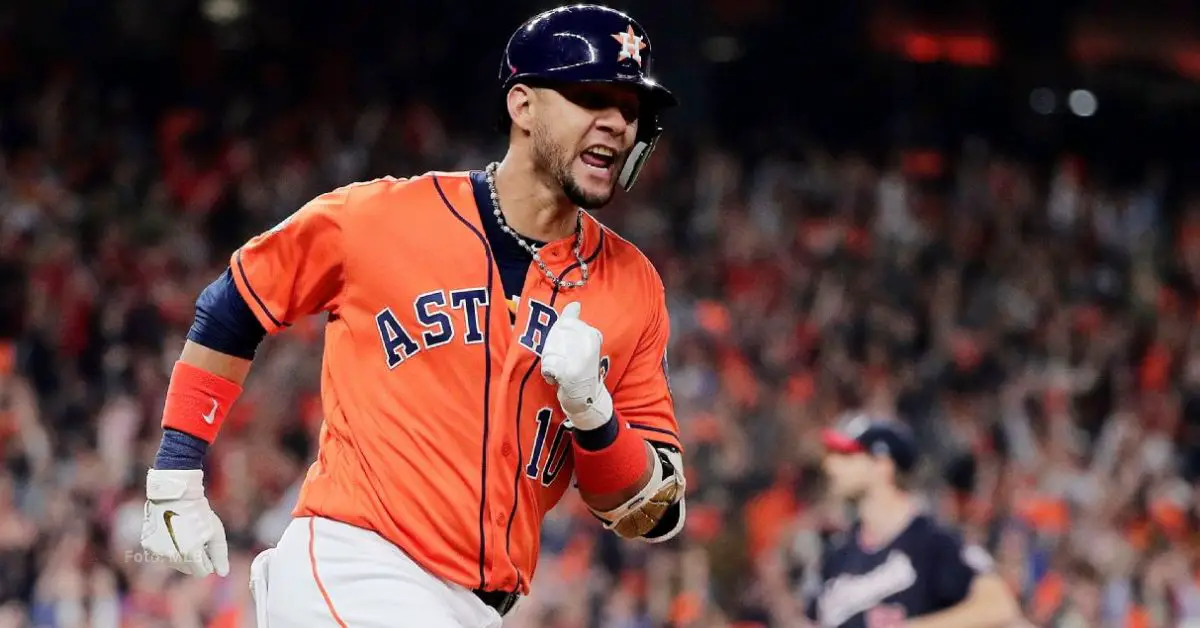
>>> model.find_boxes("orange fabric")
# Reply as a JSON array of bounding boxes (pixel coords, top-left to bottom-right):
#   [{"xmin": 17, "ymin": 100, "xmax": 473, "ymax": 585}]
[
  {"xmin": 1127, "ymin": 520, "xmax": 1150, "ymax": 550},
  {"xmin": 1017, "ymin": 496, "xmax": 1069, "ymax": 534},
  {"xmin": 0, "ymin": 342, "xmax": 13, "ymax": 376},
  {"xmin": 1139, "ymin": 342, "xmax": 1172, "ymax": 392},
  {"xmin": 1031, "ymin": 571, "xmax": 1064, "ymax": 623},
  {"xmin": 230, "ymin": 173, "xmax": 680, "ymax": 595},
  {"xmin": 205, "ymin": 606, "xmax": 241, "ymax": 628},
  {"xmin": 1127, "ymin": 606, "xmax": 1150, "ymax": 628},
  {"xmin": 744, "ymin": 483, "xmax": 796, "ymax": 559},
  {"xmin": 695, "ymin": 300, "xmax": 731, "ymax": 334},
  {"xmin": 669, "ymin": 592, "xmax": 703, "ymax": 625},
  {"xmin": 1150, "ymin": 500, "xmax": 1186, "ymax": 539}
]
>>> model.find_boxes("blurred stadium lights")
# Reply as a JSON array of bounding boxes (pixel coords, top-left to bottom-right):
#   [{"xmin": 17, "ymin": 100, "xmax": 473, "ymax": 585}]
[
  {"xmin": 1174, "ymin": 49, "xmax": 1200, "ymax": 80},
  {"xmin": 702, "ymin": 36, "xmax": 743, "ymax": 63},
  {"xmin": 1067, "ymin": 89, "xmax": 1098, "ymax": 117},
  {"xmin": 896, "ymin": 32, "xmax": 997, "ymax": 66},
  {"xmin": 1029, "ymin": 88, "xmax": 1056, "ymax": 115},
  {"xmin": 202, "ymin": 0, "xmax": 246, "ymax": 24}
]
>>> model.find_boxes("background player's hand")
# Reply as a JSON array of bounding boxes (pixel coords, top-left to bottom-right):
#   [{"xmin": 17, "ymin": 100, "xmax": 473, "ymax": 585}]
[
  {"xmin": 140, "ymin": 468, "xmax": 230, "ymax": 577},
  {"xmin": 541, "ymin": 301, "xmax": 613, "ymax": 430}
]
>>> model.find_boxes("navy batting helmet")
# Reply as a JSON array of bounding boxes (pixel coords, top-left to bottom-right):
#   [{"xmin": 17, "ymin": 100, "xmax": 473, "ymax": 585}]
[{"xmin": 498, "ymin": 4, "xmax": 677, "ymax": 192}]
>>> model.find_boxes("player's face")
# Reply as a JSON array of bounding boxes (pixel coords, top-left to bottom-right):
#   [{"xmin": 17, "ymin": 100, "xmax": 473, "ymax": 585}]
[
  {"xmin": 822, "ymin": 452, "xmax": 876, "ymax": 500},
  {"xmin": 531, "ymin": 83, "xmax": 641, "ymax": 210}
]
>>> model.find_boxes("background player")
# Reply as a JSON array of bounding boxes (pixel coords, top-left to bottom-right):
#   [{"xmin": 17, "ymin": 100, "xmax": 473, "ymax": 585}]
[
  {"xmin": 136, "ymin": 4, "xmax": 687, "ymax": 627},
  {"xmin": 804, "ymin": 417, "xmax": 1021, "ymax": 628}
]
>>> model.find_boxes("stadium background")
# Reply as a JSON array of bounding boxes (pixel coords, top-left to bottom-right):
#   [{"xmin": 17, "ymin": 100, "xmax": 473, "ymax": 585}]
[{"xmin": 2, "ymin": 0, "xmax": 1200, "ymax": 625}]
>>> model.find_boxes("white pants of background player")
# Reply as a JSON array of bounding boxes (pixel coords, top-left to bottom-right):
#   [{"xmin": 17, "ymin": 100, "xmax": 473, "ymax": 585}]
[{"xmin": 249, "ymin": 516, "xmax": 506, "ymax": 627}]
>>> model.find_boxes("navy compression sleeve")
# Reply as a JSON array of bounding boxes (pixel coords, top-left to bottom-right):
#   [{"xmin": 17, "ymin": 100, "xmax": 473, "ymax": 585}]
[
  {"xmin": 187, "ymin": 268, "xmax": 268, "ymax": 360},
  {"xmin": 154, "ymin": 268, "xmax": 267, "ymax": 470}
]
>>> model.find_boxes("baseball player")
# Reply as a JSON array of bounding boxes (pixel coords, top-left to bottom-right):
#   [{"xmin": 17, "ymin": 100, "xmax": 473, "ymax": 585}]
[
  {"xmin": 138, "ymin": 5, "xmax": 686, "ymax": 627},
  {"xmin": 804, "ymin": 418, "xmax": 1021, "ymax": 628}
]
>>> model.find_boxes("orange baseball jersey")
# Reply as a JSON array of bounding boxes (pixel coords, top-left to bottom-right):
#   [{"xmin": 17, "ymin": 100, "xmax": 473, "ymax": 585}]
[{"xmin": 229, "ymin": 172, "xmax": 679, "ymax": 595}]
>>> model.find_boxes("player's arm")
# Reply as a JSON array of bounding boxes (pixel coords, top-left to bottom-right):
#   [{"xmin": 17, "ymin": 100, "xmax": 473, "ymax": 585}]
[
  {"xmin": 153, "ymin": 187, "xmax": 347, "ymax": 468},
  {"xmin": 907, "ymin": 530, "xmax": 1020, "ymax": 628},
  {"xmin": 142, "ymin": 188, "xmax": 348, "ymax": 577},
  {"xmin": 541, "ymin": 285, "xmax": 685, "ymax": 543}
]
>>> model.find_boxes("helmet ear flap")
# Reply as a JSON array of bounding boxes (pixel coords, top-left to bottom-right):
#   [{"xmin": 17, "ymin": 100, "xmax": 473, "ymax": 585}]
[
  {"xmin": 618, "ymin": 111, "xmax": 664, "ymax": 192},
  {"xmin": 618, "ymin": 131, "xmax": 659, "ymax": 192}
]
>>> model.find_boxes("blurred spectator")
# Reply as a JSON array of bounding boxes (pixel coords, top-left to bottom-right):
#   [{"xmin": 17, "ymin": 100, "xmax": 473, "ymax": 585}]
[{"xmin": 3, "ymin": 3, "xmax": 1200, "ymax": 627}]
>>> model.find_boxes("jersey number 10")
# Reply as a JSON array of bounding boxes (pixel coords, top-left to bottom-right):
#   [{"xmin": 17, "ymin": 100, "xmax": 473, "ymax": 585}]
[{"xmin": 524, "ymin": 407, "xmax": 571, "ymax": 487}]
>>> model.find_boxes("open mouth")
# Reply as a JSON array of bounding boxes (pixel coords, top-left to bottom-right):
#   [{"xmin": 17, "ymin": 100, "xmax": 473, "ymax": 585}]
[{"xmin": 580, "ymin": 146, "xmax": 617, "ymax": 170}]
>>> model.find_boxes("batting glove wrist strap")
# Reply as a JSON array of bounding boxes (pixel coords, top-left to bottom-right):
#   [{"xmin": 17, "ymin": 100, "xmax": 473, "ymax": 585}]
[
  {"xmin": 146, "ymin": 468, "xmax": 206, "ymax": 501},
  {"xmin": 563, "ymin": 384, "xmax": 613, "ymax": 432}
]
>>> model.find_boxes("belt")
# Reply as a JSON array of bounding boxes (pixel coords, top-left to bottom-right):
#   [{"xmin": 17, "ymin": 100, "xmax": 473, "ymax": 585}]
[{"xmin": 472, "ymin": 589, "xmax": 520, "ymax": 616}]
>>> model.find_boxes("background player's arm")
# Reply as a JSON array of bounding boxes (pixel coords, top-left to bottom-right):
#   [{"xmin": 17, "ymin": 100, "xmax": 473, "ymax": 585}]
[
  {"xmin": 802, "ymin": 545, "xmax": 833, "ymax": 623},
  {"xmin": 908, "ymin": 531, "xmax": 1020, "ymax": 628}
]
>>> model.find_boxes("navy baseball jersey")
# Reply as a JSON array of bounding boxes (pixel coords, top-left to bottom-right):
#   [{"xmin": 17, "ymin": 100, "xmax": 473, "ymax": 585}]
[{"xmin": 805, "ymin": 514, "xmax": 994, "ymax": 627}]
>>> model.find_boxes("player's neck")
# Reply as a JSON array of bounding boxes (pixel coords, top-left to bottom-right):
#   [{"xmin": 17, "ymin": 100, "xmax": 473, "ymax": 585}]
[
  {"xmin": 858, "ymin": 489, "xmax": 917, "ymax": 548},
  {"xmin": 491, "ymin": 157, "xmax": 578, "ymax": 242}
]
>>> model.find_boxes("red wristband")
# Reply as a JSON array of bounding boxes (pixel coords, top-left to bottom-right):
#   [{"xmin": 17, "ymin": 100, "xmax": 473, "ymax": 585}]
[
  {"xmin": 160, "ymin": 361, "xmax": 243, "ymax": 443},
  {"xmin": 572, "ymin": 420, "xmax": 651, "ymax": 495}
]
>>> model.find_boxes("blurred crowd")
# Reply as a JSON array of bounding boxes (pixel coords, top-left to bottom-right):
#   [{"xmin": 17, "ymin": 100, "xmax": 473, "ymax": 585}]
[{"xmin": 4, "ymin": 11, "xmax": 1200, "ymax": 628}]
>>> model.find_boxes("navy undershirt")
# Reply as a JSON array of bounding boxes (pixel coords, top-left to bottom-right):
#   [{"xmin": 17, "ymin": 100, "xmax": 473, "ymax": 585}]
[
  {"xmin": 468, "ymin": 170, "xmax": 540, "ymax": 315},
  {"xmin": 155, "ymin": 171, "xmax": 616, "ymax": 470},
  {"xmin": 468, "ymin": 170, "xmax": 618, "ymax": 450}
]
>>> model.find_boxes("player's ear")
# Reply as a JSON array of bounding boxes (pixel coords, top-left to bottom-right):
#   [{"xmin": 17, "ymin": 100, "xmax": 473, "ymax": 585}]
[{"xmin": 506, "ymin": 84, "xmax": 536, "ymax": 134}]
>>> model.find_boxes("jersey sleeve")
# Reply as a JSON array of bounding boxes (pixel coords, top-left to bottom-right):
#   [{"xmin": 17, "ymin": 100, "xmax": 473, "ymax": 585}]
[
  {"xmin": 928, "ymin": 527, "xmax": 995, "ymax": 607},
  {"xmin": 612, "ymin": 285, "xmax": 681, "ymax": 451},
  {"xmin": 229, "ymin": 187, "xmax": 349, "ymax": 334}
]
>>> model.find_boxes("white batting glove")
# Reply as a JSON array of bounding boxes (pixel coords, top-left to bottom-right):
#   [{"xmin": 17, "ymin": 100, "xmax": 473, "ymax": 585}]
[
  {"xmin": 540, "ymin": 302, "xmax": 613, "ymax": 431},
  {"xmin": 140, "ymin": 469, "xmax": 230, "ymax": 577}
]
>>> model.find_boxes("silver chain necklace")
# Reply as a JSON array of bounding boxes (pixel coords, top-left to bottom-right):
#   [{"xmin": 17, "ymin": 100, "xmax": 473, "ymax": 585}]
[{"xmin": 484, "ymin": 161, "xmax": 589, "ymax": 290}]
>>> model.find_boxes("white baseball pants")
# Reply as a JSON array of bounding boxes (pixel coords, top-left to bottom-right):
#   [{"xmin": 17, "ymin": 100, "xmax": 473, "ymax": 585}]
[{"xmin": 249, "ymin": 516, "xmax": 507, "ymax": 627}]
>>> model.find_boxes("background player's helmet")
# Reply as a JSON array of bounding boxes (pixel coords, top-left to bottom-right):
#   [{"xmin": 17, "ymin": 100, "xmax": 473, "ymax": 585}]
[
  {"xmin": 498, "ymin": 4, "xmax": 677, "ymax": 192},
  {"xmin": 821, "ymin": 417, "xmax": 919, "ymax": 475}
]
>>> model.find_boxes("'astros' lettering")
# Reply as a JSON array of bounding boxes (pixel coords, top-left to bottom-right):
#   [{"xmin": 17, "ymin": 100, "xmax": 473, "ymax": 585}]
[{"xmin": 376, "ymin": 288, "xmax": 489, "ymax": 369}]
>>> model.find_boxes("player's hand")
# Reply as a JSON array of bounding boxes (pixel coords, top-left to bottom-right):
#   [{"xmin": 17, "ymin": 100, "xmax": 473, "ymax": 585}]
[
  {"xmin": 140, "ymin": 468, "xmax": 230, "ymax": 577},
  {"xmin": 540, "ymin": 301, "xmax": 613, "ymax": 431}
]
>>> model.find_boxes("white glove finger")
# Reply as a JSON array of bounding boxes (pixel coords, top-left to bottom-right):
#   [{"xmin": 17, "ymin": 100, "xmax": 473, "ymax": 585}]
[
  {"xmin": 560, "ymin": 301, "xmax": 582, "ymax": 320},
  {"xmin": 193, "ymin": 551, "xmax": 215, "ymax": 576},
  {"xmin": 207, "ymin": 515, "xmax": 231, "ymax": 577}
]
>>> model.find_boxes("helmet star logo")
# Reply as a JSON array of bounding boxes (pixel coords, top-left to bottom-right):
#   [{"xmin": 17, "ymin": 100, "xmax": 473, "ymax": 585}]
[{"xmin": 612, "ymin": 25, "xmax": 647, "ymax": 65}]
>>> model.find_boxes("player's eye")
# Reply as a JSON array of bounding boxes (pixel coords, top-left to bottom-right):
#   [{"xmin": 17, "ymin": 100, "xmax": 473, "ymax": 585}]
[{"xmin": 564, "ymin": 87, "xmax": 640, "ymax": 123}]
